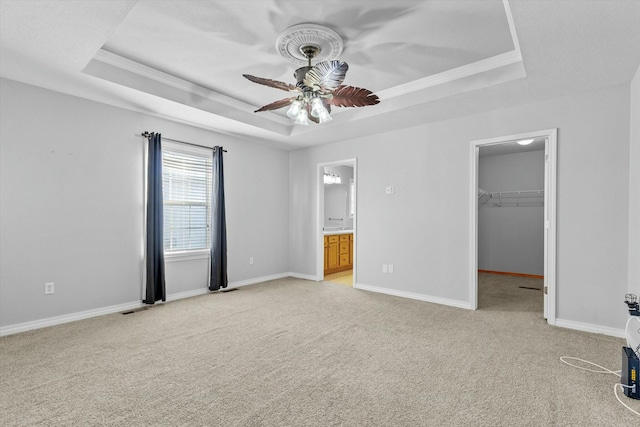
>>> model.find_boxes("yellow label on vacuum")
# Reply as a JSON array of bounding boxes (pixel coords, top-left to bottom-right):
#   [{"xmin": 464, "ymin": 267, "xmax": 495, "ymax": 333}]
[{"xmin": 633, "ymin": 369, "xmax": 637, "ymax": 381}]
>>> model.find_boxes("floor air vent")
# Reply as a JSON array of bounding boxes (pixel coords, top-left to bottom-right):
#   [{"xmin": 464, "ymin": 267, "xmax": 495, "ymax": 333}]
[{"xmin": 122, "ymin": 307, "xmax": 149, "ymax": 315}]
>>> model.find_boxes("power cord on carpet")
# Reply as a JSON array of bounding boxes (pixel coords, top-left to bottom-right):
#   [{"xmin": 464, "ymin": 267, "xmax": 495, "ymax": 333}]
[{"xmin": 560, "ymin": 356, "xmax": 639, "ymax": 416}]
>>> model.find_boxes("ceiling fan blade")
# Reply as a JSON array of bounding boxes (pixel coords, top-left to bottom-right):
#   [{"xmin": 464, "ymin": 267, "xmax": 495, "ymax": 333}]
[
  {"xmin": 243, "ymin": 74, "xmax": 298, "ymax": 92},
  {"xmin": 327, "ymin": 85, "xmax": 380, "ymax": 108},
  {"xmin": 303, "ymin": 61, "xmax": 348, "ymax": 92},
  {"xmin": 254, "ymin": 97, "xmax": 295, "ymax": 112}
]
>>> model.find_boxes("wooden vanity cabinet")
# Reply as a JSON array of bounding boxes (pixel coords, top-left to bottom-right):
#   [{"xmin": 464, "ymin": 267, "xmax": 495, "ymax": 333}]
[
  {"xmin": 324, "ymin": 233, "xmax": 353, "ymax": 275},
  {"xmin": 339, "ymin": 235, "xmax": 350, "ymax": 266},
  {"xmin": 325, "ymin": 235, "xmax": 339, "ymax": 270}
]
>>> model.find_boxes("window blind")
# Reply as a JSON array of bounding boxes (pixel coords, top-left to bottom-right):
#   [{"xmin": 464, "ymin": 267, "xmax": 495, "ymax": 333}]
[{"xmin": 162, "ymin": 147, "xmax": 212, "ymax": 252}]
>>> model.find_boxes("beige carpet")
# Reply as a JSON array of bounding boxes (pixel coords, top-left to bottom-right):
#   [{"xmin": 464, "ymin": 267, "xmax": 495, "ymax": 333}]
[{"xmin": 0, "ymin": 274, "xmax": 637, "ymax": 426}]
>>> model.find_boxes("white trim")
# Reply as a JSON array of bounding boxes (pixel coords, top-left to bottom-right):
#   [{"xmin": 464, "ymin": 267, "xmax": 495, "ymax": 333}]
[
  {"xmin": 555, "ymin": 318, "xmax": 625, "ymax": 339},
  {"xmin": 375, "ymin": 0, "xmax": 522, "ymax": 101},
  {"xmin": 163, "ymin": 139, "xmax": 212, "ymax": 156},
  {"xmin": 92, "ymin": 49, "xmax": 270, "ymax": 117},
  {"xmin": 289, "ymin": 272, "xmax": 321, "ymax": 281},
  {"xmin": 0, "ymin": 300, "xmax": 144, "ymax": 337},
  {"xmin": 165, "ymin": 288, "xmax": 210, "ymax": 302},
  {"xmin": 164, "ymin": 249, "xmax": 210, "ymax": 263},
  {"xmin": 227, "ymin": 273, "xmax": 291, "ymax": 288},
  {"xmin": 316, "ymin": 159, "xmax": 358, "ymax": 285},
  {"xmin": 544, "ymin": 131, "xmax": 558, "ymax": 324},
  {"xmin": 0, "ymin": 273, "xmax": 301, "ymax": 337},
  {"xmin": 84, "ymin": 51, "xmax": 292, "ymax": 137},
  {"xmin": 376, "ymin": 50, "xmax": 522, "ymax": 101},
  {"xmin": 469, "ymin": 143, "xmax": 480, "ymax": 310},
  {"xmin": 502, "ymin": 0, "xmax": 522, "ymax": 57},
  {"xmin": 355, "ymin": 283, "xmax": 472, "ymax": 310},
  {"xmin": 470, "ymin": 129, "xmax": 558, "ymax": 323}
]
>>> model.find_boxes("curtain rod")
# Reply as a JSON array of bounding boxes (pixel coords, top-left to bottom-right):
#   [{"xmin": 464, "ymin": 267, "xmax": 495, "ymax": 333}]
[{"xmin": 140, "ymin": 132, "xmax": 227, "ymax": 152}]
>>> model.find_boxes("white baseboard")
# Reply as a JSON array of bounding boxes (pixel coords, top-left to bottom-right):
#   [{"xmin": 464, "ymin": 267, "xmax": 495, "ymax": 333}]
[
  {"xmin": 0, "ymin": 300, "xmax": 145, "ymax": 337},
  {"xmin": 165, "ymin": 288, "xmax": 210, "ymax": 302},
  {"xmin": 3, "ymin": 275, "xmax": 625, "ymax": 340},
  {"xmin": 554, "ymin": 318, "xmax": 625, "ymax": 338},
  {"xmin": 227, "ymin": 273, "xmax": 290, "ymax": 288},
  {"xmin": 288, "ymin": 272, "xmax": 321, "ymax": 281},
  {"xmin": 355, "ymin": 283, "xmax": 472, "ymax": 310},
  {"xmin": 0, "ymin": 272, "xmax": 299, "ymax": 337}
]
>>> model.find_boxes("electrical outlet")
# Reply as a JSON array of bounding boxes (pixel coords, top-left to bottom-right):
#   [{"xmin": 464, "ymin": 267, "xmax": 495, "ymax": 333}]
[
  {"xmin": 388, "ymin": 264, "xmax": 394, "ymax": 274},
  {"xmin": 249, "ymin": 257, "xmax": 254, "ymax": 265},
  {"xmin": 382, "ymin": 264, "xmax": 388, "ymax": 273},
  {"xmin": 385, "ymin": 186, "xmax": 395, "ymax": 195},
  {"xmin": 44, "ymin": 282, "xmax": 54, "ymax": 295}
]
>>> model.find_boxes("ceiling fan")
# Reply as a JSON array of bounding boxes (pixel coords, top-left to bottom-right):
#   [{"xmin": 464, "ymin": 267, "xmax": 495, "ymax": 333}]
[{"xmin": 243, "ymin": 24, "xmax": 380, "ymax": 125}]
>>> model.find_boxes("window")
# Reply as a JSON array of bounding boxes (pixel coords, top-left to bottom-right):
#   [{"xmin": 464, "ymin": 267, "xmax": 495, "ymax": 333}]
[{"xmin": 162, "ymin": 142, "xmax": 212, "ymax": 253}]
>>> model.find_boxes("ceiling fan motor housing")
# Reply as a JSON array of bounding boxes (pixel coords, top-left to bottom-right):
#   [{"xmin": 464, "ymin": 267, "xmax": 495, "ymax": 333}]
[{"xmin": 294, "ymin": 66, "xmax": 313, "ymax": 89}]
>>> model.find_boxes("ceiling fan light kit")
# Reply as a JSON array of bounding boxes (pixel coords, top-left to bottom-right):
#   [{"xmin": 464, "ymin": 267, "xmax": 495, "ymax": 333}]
[{"xmin": 243, "ymin": 23, "xmax": 379, "ymax": 125}]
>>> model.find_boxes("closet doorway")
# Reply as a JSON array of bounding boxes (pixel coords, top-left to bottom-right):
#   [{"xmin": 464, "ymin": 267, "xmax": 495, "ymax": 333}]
[
  {"xmin": 316, "ymin": 159, "xmax": 357, "ymax": 287},
  {"xmin": 470, "ymin": 129, "xmax": 557, "ymax": 324}
]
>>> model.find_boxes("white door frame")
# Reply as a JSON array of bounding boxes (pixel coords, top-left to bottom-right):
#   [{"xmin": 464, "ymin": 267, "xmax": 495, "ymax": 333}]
[
  {"xmin": 316, "ymin": 158, "xmax": 358, "ymax": 283},
  {"xmin": 469, "ymin": 129, "xmax": 557, "ymax": 324}
]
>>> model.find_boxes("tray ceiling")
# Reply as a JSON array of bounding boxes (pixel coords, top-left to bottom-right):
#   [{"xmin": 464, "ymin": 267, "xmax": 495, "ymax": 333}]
[
  {"xmin": 2, "ymin": 1, "xmax": 639, "ymax": 149},
  {"xmin": 100, "ymin": 0, "xmax": 515, "ymax": 107}
]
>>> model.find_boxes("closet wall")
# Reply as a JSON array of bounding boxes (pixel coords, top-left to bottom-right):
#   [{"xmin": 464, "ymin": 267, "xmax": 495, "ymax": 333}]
[{"xmin": 478, "ymin": 149, "xmax": 545, "ymax": 276}]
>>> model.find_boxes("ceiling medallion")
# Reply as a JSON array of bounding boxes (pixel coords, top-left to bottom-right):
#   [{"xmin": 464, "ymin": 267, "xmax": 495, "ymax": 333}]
[{"xmin": 275, "ymin": 23, "xmax": 344, "ymax": 65}]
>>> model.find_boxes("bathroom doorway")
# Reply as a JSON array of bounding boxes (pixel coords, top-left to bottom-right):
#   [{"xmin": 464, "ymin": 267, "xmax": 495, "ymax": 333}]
[{"xmin": 317, "ymin": 159, "xmax": 357, "ymax": 286}]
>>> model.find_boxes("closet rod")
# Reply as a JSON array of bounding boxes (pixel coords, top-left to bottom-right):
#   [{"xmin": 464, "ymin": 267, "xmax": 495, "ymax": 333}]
[
  {"xmin": 140, "ymin": 132, "xmax": 227, "ymax": 152},
  {"xmin": 485, "ymin": 190, "xmax": 544, "ymax": 200},
  {"xmin": 489, "ymin": 190, "xmax": 543, "ymax": 196}
]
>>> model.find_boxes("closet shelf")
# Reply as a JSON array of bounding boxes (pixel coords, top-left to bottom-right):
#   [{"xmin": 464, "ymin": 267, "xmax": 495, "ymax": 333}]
[{"xmin": 478, "ymin": 188, "xmax": 544, "ymax": 207}]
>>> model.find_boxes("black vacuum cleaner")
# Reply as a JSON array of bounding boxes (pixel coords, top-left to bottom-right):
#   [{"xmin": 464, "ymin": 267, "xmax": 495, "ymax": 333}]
[{"xmin": 622, "ymin": 294, "xmax": 640, "ymax": 399}]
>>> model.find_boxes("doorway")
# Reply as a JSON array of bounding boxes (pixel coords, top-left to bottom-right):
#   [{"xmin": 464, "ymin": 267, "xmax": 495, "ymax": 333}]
[
  {"xmin": 470, "ymin": 129, "xmax": 557, "ymax": 324},
  {"xmin": 317, "ymin": 159, "xmax": 357, "ymax": 286}
]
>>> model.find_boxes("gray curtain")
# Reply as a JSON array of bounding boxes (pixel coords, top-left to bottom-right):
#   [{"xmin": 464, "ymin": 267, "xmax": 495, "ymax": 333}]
[
  {"xmin": 209, "ymin": 146, "xmax": 228, "ymax": 290},
  {"xmin": 144, "ymin": 133, "xmax": 166, "ymax": 303}
]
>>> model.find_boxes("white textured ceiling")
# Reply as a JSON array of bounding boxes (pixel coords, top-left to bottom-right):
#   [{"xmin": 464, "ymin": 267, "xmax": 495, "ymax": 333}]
[
  {"xmin": 101, "ymin": 0, "xmax": 514, "ymax": 106},
  {"xmin": 479, "ymin": 139, "xmax": 545, "ymax": 157},
  {"xmin": 1, "ymin": 0, "xmax": 639, "ymax": 150}
]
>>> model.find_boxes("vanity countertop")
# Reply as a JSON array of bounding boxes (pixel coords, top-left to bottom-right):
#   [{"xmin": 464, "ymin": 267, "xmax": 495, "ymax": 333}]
[{"xmin": 323, "ymin": 229, "xmax": 353, "ymax": 236}]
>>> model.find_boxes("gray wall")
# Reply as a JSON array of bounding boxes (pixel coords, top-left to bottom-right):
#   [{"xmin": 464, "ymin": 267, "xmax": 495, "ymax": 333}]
[
  {"xmin": 0, "ymin": 75, "xmax": 636, "ymax": 336},
  {"xmin": 289, "ymin": 82, "xmax": 631, "ymax": 331},
  {"xmin": 630, "ymin": 65, "xmax": 640, "ymax": 297},
  {"xmin": 478, "ymin": 150, "xmax": 545, "ymax": 275},
  {"xmin": 0, "ymin": 78, "xmax": 290, "ymax": 328}
]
